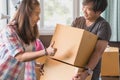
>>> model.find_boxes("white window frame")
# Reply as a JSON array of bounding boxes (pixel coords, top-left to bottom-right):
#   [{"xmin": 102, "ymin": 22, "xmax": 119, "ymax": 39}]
[
  {"xmin": 6, "ymin": 0, "xmax": 83, "ymax": 35},
  {"xmin": 39, "ymin": 0, "xmax": 82, "ymax": 35}
]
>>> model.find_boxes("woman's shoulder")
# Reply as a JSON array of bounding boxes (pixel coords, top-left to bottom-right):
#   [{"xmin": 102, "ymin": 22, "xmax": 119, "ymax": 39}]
[{"xmin": 7, "ymin": 21, "xmax": 18, "ymax": 33}]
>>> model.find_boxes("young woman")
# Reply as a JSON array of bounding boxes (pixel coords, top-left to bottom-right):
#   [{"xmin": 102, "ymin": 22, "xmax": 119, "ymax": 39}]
[{"xmin": 0, "ymin": 0, "xmax": 56, "ymax": 80}]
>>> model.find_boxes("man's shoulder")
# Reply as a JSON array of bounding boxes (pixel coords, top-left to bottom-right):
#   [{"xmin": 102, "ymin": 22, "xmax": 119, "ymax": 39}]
[
  {"xmin": 76, "ymin": 16, "xmax": 85, "ymax": 20},
  {"xmin": 97, "ymin": 17, "xmax": 109, "ymax": 24},
  {"xmin": 74, "ymin": 16, "xmax": 85, "ymax": 23}
]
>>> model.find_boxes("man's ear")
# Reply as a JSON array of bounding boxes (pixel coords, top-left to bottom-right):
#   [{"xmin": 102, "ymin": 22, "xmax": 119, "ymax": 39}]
[{"xmin": 96, "ymin": 11, "xmax": 102, "ymax": 15}]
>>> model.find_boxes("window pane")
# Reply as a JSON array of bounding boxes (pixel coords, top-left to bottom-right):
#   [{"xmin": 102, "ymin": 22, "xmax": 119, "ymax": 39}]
[
  {"xmin": 8, "ymin": 1, "xmax": 16, "ymax": 20},
  {"xmin": 43, "ymin": 0, "xmax": 73, "ymax": 28},
  {"xmin": 0, "ymin": 1, "xmax": 7, "ymax": 29},
  {"xmin": 79, "ymin": 0, "xmax": 83, "ymax": 16}
]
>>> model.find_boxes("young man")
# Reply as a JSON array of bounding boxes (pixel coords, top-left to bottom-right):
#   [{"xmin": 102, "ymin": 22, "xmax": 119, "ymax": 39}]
[{"xmin": 72, "ymin": 0, "xmax": 111, "ymax": 80}]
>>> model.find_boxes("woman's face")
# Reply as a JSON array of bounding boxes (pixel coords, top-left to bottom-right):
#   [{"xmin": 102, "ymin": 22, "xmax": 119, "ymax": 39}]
[
  {"xmin": 30, "ymin": 6, "xmax": 40, "ymax": 27},
  {"xmin": 82, "ymin": 2, "xmax": 100, "ymax": 21}
]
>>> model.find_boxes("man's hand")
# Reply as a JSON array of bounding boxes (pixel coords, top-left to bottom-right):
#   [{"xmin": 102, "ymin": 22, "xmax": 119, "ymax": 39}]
[{"xmin": 72, "ymin": 71, "xmax": 89, "ymax": 80}]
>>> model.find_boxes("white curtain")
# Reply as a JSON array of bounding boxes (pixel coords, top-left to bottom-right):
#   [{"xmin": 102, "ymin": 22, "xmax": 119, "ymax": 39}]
[{"xmin": 102, "ymin": 0, "xmax": 120, "ymax": 41}]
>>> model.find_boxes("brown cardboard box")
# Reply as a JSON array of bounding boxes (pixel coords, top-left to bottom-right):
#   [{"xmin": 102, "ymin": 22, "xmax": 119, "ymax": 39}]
[
  {"xmin": 101, "ymin": 47, "xmax": 120, "ymax": 76},
  {"xmin": 39, "ymin": 58, "xmax": 92, "ymax": 80},
  {"xmin": 101, "ymin": 76, "xmax": 120, "ymax": 80},
  {"xmin": 51, "ymin": 24, "xmax": 98, "ymax": 68}
]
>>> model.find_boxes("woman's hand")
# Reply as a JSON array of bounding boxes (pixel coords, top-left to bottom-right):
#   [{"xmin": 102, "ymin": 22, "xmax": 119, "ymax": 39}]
[
  {"xmin": 46, "ymin": 41, "xmax": 57, "ymax": 56},
  {"xmin": 72, "ymin": 71, "xmax": 89, "ymax": 80}
]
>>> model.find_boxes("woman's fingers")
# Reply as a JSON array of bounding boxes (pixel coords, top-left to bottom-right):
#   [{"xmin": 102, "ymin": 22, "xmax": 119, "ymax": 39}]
[{"xmin": 47, "ymin": 41, "xmax": 57, "ymax": 56}]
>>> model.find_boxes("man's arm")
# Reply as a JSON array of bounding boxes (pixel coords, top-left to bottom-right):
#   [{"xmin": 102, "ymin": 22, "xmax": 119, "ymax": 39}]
[
  {"xmin": 72, "ymin": 40, "xmax": 108, "ymax": 80},
  {"xmin": 86, "ymin": 40, "xmax": 108, "ymax": 70}
]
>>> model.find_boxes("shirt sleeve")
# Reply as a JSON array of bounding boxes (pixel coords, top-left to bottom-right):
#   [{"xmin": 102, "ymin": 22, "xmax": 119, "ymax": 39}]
[
  {"xmin": 97, "ymin": 21, "xmax": 111, "ymax": 41},
  {"xmin": 34, "ymin": 39, "xmax": 44, "ymax": 51},
  {"xmin": 71, "ymin": 18, "xmax": 77, "ymax": 27},
  {"xmin": 71, "ymin": 17, "xmax": 81, "ymax": 27},
  {"xmin": 5, "ymin": 26, "xmax": 24, "ymax": 57}
]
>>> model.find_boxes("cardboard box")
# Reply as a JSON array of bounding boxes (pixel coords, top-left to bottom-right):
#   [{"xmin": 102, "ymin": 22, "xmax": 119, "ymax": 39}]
[
  {"xmin": 51, "ymin": 24, "xmax": 98, "ymax": 68},
  {"xmin": 101, "ymin": 76, "xmax": 120, "ymax": 80},
  {"xmin": 39, "ymin": 58, "xmax": 92, "ymax": 80},
  {"xmin": 101, "ymin": 47, "xmax": 120, "ymax": 76}
]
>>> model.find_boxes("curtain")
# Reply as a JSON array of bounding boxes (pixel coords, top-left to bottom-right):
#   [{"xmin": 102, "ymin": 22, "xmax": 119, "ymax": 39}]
[{"xmin": 102, "ymin": 0, "xmax": 120, "ymax": 41}]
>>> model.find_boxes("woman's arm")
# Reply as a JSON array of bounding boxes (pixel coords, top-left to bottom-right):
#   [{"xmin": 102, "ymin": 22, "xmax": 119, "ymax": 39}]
[{"xmin": 15, "ymin": 42, "xmax": 56, "ymax": 62}]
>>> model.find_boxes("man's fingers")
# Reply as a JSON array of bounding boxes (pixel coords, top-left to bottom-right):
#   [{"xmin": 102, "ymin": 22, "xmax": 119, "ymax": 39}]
[{"xmin": 50, "ymin": 41, "xmax": 55, "ymax": 47}]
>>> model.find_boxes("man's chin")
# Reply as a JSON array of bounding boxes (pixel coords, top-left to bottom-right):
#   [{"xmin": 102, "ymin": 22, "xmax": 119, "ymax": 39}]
[{"xmin": 84, "ymin": 16, "xmax": 89, "ymax": 20}]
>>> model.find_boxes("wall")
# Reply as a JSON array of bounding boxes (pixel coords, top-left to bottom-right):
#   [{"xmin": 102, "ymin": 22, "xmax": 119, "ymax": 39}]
[{"xmin": 40, "ymin": 35, "xmax": 52, "ymax": 47}]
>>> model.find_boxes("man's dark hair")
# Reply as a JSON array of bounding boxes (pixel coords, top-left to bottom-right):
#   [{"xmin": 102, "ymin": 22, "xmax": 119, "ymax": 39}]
[{"xmin": 82, "ymin": 0, "xmax": 108, "ymax": 12}]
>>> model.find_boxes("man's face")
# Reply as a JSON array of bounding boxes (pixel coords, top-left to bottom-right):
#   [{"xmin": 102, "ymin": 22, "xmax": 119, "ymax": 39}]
[{"xmin": 82, "ymin": 2, "xmax": 99, "ymax": 21}]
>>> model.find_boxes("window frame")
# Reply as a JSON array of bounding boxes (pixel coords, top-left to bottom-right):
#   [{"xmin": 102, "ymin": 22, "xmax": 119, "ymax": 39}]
[
  {"xmin": 6, "ymin": 0, "xmax": 82, "ymax": 35},
  {"xmin": 39, "ymin": 0, "xmax": 82, "ymax": 35}
]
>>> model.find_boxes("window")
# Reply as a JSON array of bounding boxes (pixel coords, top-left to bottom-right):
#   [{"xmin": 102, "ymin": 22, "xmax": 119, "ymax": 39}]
[
  {"xmin": 40, "ymin": 0, "xmax": 84, "ymax": 35},
  {"xmin": 7, "ymin": 0, "xmax": 16, "ymax": 20},
  {"xmin": 79, "ymin": 0, "xmax": 83, "ymax": 16},
  {"xmin": 0, "ymin": 0, "xmax": 8, "ymax": 30},
  {"xmin": 42, "ymin": 0, "xmax": 73, "ymax": 27},
  {"xmin": 7, "ymin": 0, "xmax": 82, "ymax": 35},
  {"xmin": 1, "ymin": 0, "xmax": 119, "ymax": 41},
  {"xmin": 39, "ymin": 0, "xmax": 74, "ymax": 35}
]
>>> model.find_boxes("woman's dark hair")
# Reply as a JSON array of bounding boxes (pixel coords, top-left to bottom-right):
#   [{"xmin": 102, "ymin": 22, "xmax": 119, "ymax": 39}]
[
  {"xmin": 12, "ymin": 0, "xmax": 40, "ymax": 45},
  {"xmin": 82, "ymin": 0, "xmax": 108, "ymax": 12}
]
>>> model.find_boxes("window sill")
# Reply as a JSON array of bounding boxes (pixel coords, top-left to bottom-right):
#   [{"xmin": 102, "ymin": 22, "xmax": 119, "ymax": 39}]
[{"xmin": 39, "ymin": 28, "xmax": 55, "ymax": 35}]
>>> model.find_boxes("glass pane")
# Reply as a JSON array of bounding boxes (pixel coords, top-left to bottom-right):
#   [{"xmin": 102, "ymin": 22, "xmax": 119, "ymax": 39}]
[
  {"xmin": 79, "ymin": 0, "xmax": 83, "ymax": 16},
  {"xmin": 8, "ymin": 0, "xmax": 19, "ymax": 20},
  {"xmin": 0, "ymin": 1, "xmax": 7, "ymax": 29},
  {"xmin": 43, "ymin": 0, "xmax": 73, "ymax": 28}
]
